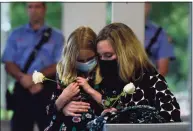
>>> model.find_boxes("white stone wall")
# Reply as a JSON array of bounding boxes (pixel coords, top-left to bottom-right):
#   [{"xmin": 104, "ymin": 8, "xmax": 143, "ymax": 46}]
[
  {"xmin": 62, "ymin": 3, "xmax": 106, "ymax": 40},
  {"xmin": 112, "ymin": 3, "xmax": 145, "ymax": 44}
]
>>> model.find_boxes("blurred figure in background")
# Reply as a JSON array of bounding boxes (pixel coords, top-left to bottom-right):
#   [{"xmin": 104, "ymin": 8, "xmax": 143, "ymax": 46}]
[
  {"xmin": 2, "ymin": 2, "xmax": 64, "ymax": 131},
  {"xmin": 145, "ymin": 2, "xmax": 175, "ymax": 76}
]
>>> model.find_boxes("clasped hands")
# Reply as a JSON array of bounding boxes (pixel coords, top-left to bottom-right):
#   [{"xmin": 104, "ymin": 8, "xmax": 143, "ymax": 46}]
[
  {"xmin": 55, "ymin": 77, "xmax": 94, "ymax": 117},
  {"xmin": 18, "ymin": 73, "xmax": 43, "ymax": 94},
  {"xmin": 57, "ymin": 77, "xmax": 117, "ymax": 117}
]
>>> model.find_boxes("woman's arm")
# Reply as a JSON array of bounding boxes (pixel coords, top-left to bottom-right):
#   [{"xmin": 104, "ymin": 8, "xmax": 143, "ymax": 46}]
[
  {"xmin": 45, "ymin": 89, "xmax": 64, "ymax": 131},
  {"xmin": 45, "ymin": 82, "xmax": 90, "ymax": 130},
  {"xmin": 55, "ymin": 82, "xmax": 80, "ymax": 110},
  {"xmin": 153, "ymin": 74, "xmax": 181, "ymax": 122},
  {"xmin": 62, "ymin": 101, "xmax": 91, "ymax": 116},
  {"xmin": 45, "ymin": 72, "xmax": 80, "ymax": 130}
]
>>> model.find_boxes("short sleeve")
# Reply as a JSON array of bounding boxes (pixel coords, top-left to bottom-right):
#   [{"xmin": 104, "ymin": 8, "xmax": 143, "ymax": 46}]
[
  {"xmin": 2, "ymin": 32, "xmax": 17, "ymax": 63},
  {"xmin": 52, "ymin": 33, "xmax": 64, "ymax": 63},
  {"xmin": 157, "ymin": 30, "xmax": 175, "ymax": 61}
]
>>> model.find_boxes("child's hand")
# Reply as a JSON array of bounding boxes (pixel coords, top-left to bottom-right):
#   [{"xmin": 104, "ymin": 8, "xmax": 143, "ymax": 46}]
[
  {"xmin": 76, "ymin": 77, "xmax": 91, "ymax": 93},
  {"xmin": 76, "ymin": 77, "xmax": 102, "ymax": 104},
  {"xmin": 61, "ymin": 82, "xmax": 80, "ymax": 101}
]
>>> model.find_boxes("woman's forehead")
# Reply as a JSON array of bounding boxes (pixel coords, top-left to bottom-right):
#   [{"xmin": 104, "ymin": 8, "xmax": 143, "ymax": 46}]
[{"xmin": 97, "ymin": 40, "xmax": 114, "ymax": 54}]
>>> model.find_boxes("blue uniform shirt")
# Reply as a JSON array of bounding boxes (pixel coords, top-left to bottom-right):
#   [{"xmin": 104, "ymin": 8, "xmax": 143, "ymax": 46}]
[
  {"xmin": 145, "ymin": 20, "xmax": 175, "ymax": 65},
  {"xmin": 2, "ymin": 24, "xmax": 64, "ymax": 74}
]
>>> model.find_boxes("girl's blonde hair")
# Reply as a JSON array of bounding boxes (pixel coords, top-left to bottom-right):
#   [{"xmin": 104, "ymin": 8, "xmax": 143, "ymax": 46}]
[{"xmin": 57, "ymin": 26, "xmax": 102, "ymax": 85}]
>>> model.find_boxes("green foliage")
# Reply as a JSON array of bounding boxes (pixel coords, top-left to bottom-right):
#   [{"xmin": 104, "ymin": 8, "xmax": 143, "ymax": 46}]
[
  {"xmin": 10, "ymin": 2, "xmax": 62, "ymax": 30},
  {"xmin": 106, "ymin": 2, "xmax": 112, "ymax": 24},
  {"xmin": 150, "ymin": 2, "xmax": 190, "ymax": 92},
  {"xmin": 0, "ymin": 109, "xmax": 13, "ymax": 120}
]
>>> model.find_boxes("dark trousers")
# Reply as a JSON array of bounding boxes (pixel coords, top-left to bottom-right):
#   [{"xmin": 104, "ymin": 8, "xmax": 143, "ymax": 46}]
[{"xmin": 10, "ymin": 81, "xmax": 56, "ymax": 131}]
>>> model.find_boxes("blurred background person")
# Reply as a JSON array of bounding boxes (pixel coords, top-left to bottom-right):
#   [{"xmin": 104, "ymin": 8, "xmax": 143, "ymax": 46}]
[
  {"xmin": 1, "ymin": 2, "xmax": 64, "ymax": 131},
  {"xmin": 144, "ymin": 2, "xmax": 175, "ymax": 76}
]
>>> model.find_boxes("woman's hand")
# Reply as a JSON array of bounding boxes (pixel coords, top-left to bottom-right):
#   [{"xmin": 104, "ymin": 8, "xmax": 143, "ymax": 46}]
[
  {"xmin": 101, "ymin": 108, "xmax": 117, "ymax": 116},
  {"xmin": 55, "ymin": 82, "xmax": 80, "ymax": 110},
  {"xmin": 62, "ymin": 101, "xmax": 90, "ymax": 117},
  {"xmin": 76, "ymin": 77, "xmax": 91, "ymax": 93}
]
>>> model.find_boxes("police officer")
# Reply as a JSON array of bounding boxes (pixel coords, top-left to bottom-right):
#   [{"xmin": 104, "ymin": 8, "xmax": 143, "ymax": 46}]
[
  {"xmin": 2, "ymin": 2, "xmax": 64, "ymax": 131},
  {"xmin": 145, "ymin": 2, "xmax": 175, "ymax": 76}
]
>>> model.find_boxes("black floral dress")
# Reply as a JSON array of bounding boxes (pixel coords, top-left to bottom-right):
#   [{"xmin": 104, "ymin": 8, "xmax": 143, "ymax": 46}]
[
  {"xmin": 87, "ymin": 69, "xmax": 181, "ymax": 130},
  {"xmin": 44, "ymin": 73, "xmax": 103, "ymax": 131}
]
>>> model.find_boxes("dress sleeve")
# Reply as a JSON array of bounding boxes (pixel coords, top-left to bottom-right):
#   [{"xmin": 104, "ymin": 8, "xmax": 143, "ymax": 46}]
[
  {"xmin": 44, "ymin": 74, "xmax": 65, "ymax": 131},
  {"xmin": 95, "ymin": 84, "xmax": 107, "ymax": 108},
  {"xmin": 153, "ymin": 74, "xmax": 181, "ymax": 122}
]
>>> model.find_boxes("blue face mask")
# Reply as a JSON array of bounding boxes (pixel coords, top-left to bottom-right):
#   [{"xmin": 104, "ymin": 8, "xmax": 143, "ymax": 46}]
[{"xmin": 76, "ymin": 58, "xmax": 97, "ymax": 72}]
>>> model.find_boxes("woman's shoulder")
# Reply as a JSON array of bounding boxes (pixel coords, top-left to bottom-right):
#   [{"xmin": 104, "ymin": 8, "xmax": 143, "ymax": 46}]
[
  {"xmin": 134, "ymin": 67, "xmax": 167, "ymax": 87},
  {"xmin": 143, "ymin": 69, "xmax": 167, "ymax": 83}
]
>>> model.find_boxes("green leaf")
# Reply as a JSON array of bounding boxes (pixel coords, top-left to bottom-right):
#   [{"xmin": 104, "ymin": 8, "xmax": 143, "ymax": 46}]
[
  {"xmin": 104, "ymin": 100, "xmax": 111, "ymax": 107},
  {"xmin": 109, "ymin": 97, "xmax": 117, "ymax": 102},
  {"xmin": 10, "ymin": 3, "xmax": 62, "ymax": 30},
  {"xmin": 148, "ymin": 2, "xmax": 190, "ymax": 92}
]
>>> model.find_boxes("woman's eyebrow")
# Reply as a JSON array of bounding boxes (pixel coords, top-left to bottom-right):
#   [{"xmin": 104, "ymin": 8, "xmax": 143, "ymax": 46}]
[{"xmin": 104, "ymin": 52, "xmax": 113, "ymax": 55}]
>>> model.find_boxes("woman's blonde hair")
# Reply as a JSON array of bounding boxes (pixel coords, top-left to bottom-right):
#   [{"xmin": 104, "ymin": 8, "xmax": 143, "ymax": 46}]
[
  {"xmin": 57, "ymin": 26, "xmax": 102, "ymax": 85},
  {"xmin": 96, "ymin": 23, "xmax": 155, "ymax": 83}
]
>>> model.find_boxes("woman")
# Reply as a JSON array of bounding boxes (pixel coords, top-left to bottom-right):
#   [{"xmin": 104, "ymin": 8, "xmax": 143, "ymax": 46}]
[
  {"xmin": 44, "ymin": 26, "xmax": 103, "ymax": 131},
  {"xmin": 87, "ymin": 23, "xmax": 181, "ymax": 130}
]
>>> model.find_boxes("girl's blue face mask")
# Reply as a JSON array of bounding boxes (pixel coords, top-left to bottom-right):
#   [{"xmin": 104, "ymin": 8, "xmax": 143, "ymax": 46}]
[{"xmin": 76, "ymin": 58, "xmax": 97, "ymax": 73}]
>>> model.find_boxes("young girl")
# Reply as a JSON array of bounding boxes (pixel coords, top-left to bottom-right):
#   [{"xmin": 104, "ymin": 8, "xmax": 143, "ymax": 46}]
[{"xmin": 44, "ymin": 26, "xmax": 103, "ymax": 131}]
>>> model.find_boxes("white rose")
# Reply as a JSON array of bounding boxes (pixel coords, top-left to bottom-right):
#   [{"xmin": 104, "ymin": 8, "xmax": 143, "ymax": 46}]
[
  {"xmin": 123, "ymin": 82, "xmax": 135, "ymax": 94},
  {"xmin": 32, "ymin": 70, "xmax": 45, "ymax": 84}
]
